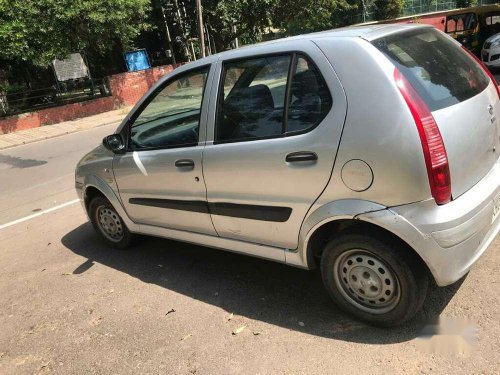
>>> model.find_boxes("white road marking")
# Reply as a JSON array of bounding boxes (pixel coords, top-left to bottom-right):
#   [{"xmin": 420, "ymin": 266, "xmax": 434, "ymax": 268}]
[{"xmin": 0, "ymin": 199, "xmax": 80, "ymax": 230}]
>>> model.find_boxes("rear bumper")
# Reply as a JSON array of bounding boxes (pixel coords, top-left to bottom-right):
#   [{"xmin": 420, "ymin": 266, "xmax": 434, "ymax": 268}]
[{"xmin": 357, "ymin": 161, "xmax": 500, "ymax": 286}]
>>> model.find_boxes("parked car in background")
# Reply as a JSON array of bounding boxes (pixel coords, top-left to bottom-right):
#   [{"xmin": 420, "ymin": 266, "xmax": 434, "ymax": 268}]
[
  {"xmin": 482, "ymin": 32, "xmax": 500, "ymax": 69},
  {"xmin": 75, "ymin": 24, "xmax": 500, "ymax": 327}
]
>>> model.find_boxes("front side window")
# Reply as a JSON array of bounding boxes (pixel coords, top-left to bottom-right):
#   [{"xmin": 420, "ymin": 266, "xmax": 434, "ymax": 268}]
[
  {"xmin": 216, "ymin": 54, "xmax": 332, "ymax": 143},
  {"xmin": 129, "ymin": 67, "xmax": 208, "ymax": 150},
  {"xmin": 486, "ymin": 13, "xmax": 500, "ymax": 26},
  {"xmin": 485, "ymin": 12, "xmax": 500, "ymax": 35}
]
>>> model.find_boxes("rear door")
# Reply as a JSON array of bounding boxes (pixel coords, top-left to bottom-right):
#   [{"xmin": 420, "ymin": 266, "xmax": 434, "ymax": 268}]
[
  {"xmin": 374, "ymin": 28, "xmax": 499, "ymax": 199},
  {"xmin": 202, "ymin": 42, "xmax": 347, "ymax": 249}
]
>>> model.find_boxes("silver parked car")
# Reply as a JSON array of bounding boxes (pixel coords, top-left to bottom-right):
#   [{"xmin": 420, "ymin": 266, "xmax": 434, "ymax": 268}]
[{"xmin": 76, "ymin": 24, "xmax": 500, "ymax": 326}]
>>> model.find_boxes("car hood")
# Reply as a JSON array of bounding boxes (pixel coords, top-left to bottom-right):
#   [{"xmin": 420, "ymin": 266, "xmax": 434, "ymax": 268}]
[{"xmin": 485, "ymin": 33, "xmax": 500, "ymax": 44}]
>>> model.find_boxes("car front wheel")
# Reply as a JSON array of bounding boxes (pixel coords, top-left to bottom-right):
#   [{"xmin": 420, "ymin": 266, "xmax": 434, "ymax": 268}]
[
  {"xmin": 88, "ymin": 196, "xmax": 132, "ymax": 249},
  {"xmin": 321, "ymin": 233, "xmax": 428, "ymax": 327}
]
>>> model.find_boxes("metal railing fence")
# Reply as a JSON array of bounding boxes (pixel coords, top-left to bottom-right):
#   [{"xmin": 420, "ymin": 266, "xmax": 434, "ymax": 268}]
[
  {"xmin": 356, "ymin": 0, "xmax": 499, "ymax": 24},
  {"xmin": 0, "ymin": 78, "xmax": 110, "ymax": 118}
]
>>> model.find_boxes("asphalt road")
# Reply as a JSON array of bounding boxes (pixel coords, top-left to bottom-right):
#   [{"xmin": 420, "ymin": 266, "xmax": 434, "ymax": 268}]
[
  {"xmin": 0, "ymin": 125, "xmax": 499, "ymax": 374},
  {"xmin": 0, "ymin": 124, "xmax": 117, "ymax": 225}
]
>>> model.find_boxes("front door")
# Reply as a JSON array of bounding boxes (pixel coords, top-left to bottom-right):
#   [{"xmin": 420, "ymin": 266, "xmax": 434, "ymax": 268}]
[
  {"xmin": 113, "ymin": 65, "xmax": 217, "ymax": 236},
  {"xmin": 202, "ymin": 45, "xmax": 347, "ymax": 249}
]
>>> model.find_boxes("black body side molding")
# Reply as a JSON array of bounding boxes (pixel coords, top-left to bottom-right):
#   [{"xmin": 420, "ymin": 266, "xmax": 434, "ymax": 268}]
[{"xmin": 129, "ymin": 198, "xmax": 292, "ymax": 222}]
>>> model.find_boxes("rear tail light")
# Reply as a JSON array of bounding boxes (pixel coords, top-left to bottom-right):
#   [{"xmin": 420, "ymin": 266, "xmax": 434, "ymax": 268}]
[
  {"xmin": 461, "ymin": 45, "xmax": 500, "ymax": 98},
  {"xmin": 394, "ymin": 68, "xmax": 451, "ymax": 205}
]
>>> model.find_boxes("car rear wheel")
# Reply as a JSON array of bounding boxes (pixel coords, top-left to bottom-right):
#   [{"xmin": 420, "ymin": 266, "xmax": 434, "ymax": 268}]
[
  {"xmin": 89, "ymin": 196, "xmax": 132, "ymax": 249},
  {"xmin": 321, "ymin": 233, "xmax": 428, "ymax": 327}
]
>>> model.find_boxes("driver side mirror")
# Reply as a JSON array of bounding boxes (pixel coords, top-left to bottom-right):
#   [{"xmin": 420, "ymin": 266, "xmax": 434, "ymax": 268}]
[{"xmin": 103, "ymin": 134, "xmax": 125, "ymax": 154}]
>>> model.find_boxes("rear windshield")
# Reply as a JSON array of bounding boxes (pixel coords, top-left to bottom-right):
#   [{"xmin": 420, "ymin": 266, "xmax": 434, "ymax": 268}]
[{"xmin": 373, "ymin": 29, "xmax": 489, "ymax": 111}]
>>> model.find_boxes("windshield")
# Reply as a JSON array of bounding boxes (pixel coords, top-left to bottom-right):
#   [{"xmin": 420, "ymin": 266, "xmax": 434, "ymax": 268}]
[{"xmin": 373, "ymin": 28, "xmax": 489, "ymax": 111}]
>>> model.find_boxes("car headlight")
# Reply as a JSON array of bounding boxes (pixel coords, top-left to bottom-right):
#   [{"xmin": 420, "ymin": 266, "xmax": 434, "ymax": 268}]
[{"xmin": 491, "ymin": 40, "xmax": 500, "ymax": 48}]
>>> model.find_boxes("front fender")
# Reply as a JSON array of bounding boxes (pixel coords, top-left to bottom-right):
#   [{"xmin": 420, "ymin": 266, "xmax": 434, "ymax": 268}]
[
  {"xmin": 83, "ymin": 175, "xmax": 139, "ymax": 232},
  {"xmin": 286, "ymin": 199, "xmax": 386, "ymax": 268}
]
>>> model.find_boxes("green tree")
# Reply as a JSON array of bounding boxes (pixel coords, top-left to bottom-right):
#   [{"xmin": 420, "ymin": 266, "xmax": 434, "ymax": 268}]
[
  {"xmin": 272, "ymin": 0, "xmax": 351, "ymax": 35},
  {"xmin": 373, "ymin": 0, "xmax": 404, "ymax": 20},
  {"xmin": 330, "ymin": 0, "xmax": 373, "ymax": 28},
  {"xmin": 161, "ymin": 0, "xmax": 384, "ymax": 56},
  {"xmin": 200, "ymin": 0, "xmax": 276, "ymax": 51},
  {"xmin": 456, "ymin": 0, "xmax": 478, "ymax": 7},
  {"xmin": 176, "ymin": 0, "xmax": 355, "ymax": 52},
  {"xmin": 0, "ymin": 0, "xmax": 150, "ymax": 66}
]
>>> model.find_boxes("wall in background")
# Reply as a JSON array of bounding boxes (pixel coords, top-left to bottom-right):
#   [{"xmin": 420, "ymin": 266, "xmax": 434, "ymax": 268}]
[{"xmin": 0, "ymin": 64, "xmax": 177, "ymax": 134}]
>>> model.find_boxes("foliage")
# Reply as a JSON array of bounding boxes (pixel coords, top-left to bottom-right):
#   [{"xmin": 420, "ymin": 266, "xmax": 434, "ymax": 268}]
[
  {"xmin": 182, "ymin": 0, "xmax": 276, "ymax": 51},
  {"xmin": 0, "ymin": 0, "xmax": 486, "ymax": 78},
  {"xmin": 161, "ymin": 0, "xmax": 357, "ymax": 52},
  {"xmin": 0, "ymin": 83, "xmax": 25, "ymax": 94},
  {"xmin": 330, "ymin": 0, "xmax": 373, "ymax": 27},
  {"xmin": 272, "ymin": 0, "xmax": 351, "ymax": 35},
  {"xmin": 0, "ymin": 0, "xmax": 150, "ymax": 66},
  {"xmin": 373, "ymin": 0, "xmax": 405, "ymax": 20},
  {"xmin": 456, "ymin": 0, "xmax": 478, "ymax": 7}
]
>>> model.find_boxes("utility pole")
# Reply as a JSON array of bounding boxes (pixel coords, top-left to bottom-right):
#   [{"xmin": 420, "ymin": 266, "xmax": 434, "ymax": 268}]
[
  {"xmin": 160, "ymin": 3, "xmax": 176, "ymax": 64},
  {"xmin": 232, "ymin": 21, "xmax": 239, "ymax": 49},
  {"xmin": 181, "ymin": 1, "xmax": 197, "ymax": 60},
  {"xmin": 172, "ymin": 0, "xmax": 194, "ymax": 61},
  {"xmin": 204, "ymin": 24, "xmax": 212, "ymax": 55},
  {"xmin": 206, "ymin": 19, "xmax": 217, "ymax": 54},
  {"xmin": 196, "ymin": 0, "xmax": 206, "ymax": 58}
]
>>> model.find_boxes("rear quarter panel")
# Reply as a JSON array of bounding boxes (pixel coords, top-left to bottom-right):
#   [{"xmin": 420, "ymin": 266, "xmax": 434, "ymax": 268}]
[{"xmin": 311, "ymin": 37, "xmax": 431, "ymax": 209}]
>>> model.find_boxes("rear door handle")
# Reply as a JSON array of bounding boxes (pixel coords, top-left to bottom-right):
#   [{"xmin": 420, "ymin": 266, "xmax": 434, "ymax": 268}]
[
  {"xmin": 175, "ymin": 159, "xmax": 195, "ymax": 168},
  {"xmin": 285, "ymin": 151, "xmax": 318, "ymax": 163}
]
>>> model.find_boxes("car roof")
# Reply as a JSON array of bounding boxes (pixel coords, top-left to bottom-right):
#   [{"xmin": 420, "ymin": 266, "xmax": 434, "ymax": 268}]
[
  {"xmin": 193, "ymin": 23, "xmax": 432, "ymax": 65},
  {"xmin": 269, "ymin": 23, "xmax": 431, "ymax": 42}
]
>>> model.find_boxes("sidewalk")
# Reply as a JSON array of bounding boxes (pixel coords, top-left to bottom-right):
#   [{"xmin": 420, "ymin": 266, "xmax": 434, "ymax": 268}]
[{"xmin": 0, "ymin": 107, "xmax": 131, "ymax": 151}]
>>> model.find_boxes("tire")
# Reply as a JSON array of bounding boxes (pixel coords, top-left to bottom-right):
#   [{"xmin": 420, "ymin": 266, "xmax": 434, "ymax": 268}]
[
  {"xmin": 88, "ymin": 196, "xmax": 132, "ymax": 249},
  {"xmin": 320, "ymin": 233, "xmax": 428, "ymax": 327}
]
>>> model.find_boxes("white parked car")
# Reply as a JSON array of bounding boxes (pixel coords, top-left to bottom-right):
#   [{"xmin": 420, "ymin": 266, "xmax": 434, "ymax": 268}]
[{"xmin": 482, "ymin": 32, "xmax": 500, "ymax": 68}]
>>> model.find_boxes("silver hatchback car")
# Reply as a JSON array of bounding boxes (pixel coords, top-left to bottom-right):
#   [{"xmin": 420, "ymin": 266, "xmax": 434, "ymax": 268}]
[{"xmin": 76, "ymin": 24, "xmax": 500, "ymax": 326}]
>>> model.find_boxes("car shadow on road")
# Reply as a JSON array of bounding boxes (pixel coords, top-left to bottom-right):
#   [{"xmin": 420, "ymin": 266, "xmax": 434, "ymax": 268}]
[{"xmin": 62, "ymin": 223, "xmax": 465, "ymax": 344}]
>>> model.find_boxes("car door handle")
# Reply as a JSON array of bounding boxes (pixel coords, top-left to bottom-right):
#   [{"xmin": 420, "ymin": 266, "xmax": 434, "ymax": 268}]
[
  {"xmin": 285, "ymin": 151, "xmax": 318, "ymax": 163},
  {"xmin": 175, "ymin": 159, "xmax": 195, "ymax": 168}
]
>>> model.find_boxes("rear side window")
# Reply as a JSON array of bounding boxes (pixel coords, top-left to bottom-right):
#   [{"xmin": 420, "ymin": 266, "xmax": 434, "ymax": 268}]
[
  {"xmin": 373, "ymin": 29, "xmax": 489, "ymax": 111},
  {"xmin": 288, "ymin": 56, "xmax": 332, "ymax": 133},
  {"xmin": 215, "ymin": 53, "xmax": 332, "ymax": 143},
  {"xmin": 486, "ymin": 13, "xmax": 500, "ymax": 26}
]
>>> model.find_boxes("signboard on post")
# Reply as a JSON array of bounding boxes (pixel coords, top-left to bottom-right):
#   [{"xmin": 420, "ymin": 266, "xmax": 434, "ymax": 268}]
[
  {"xmin": 124, "ymin": 49, "xmax": 151, "ymax": 72},
  {"xmin": 52, "ymin": 53, "xmax": 90, "ymax": 82}
]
